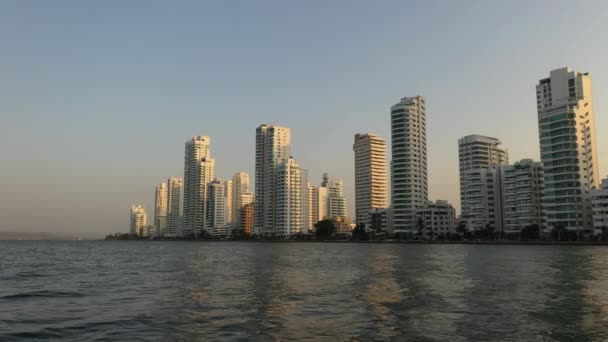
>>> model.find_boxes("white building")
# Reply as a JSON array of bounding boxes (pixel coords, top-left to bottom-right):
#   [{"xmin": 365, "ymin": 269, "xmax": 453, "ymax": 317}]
[
  {"xmin": 166, "ymin": 177, "xmax": 183, "ymax": 237},
  {"xmin": 591, "ymin": 177, "xmax": 608, "ymax": 235},
  {"xmin": 130, "ymin": 205, "xmax": 147, "ymax": 236},
  {"xmin": 207, "ymin": 179, "xmax": 227, "ymax": 237},
  {"xmin": 310, "ymin": 185, "xmax": 329, "ymax": 225},
  {"xmin": 353, "ymin": 133, "xmax": 389, "ymax": 228},
  {"xmin": 154, "ymin": 182, "xmax": 168, "ymax": 236},
  {"xmin": 459, "ymin": 135, "xmax": 508, "ymax": 232},
  {"xmin": 255, "ymin": 124, "xmax": 291, "ymax": 235},
  {"xmin": 537, "ymin": 67, "xmax": 600, "ymax": 233},
  {"xmin": 231, "ymin": 172, "xmax": 250, "ymax": 227},
  {"xmin": 416, "ymin": 200, "xmax": 456, "ymax": 238},
  {"xmin": 275, "ymin": 157, "xmax": 304, "ymax": 236},
  {"xmin": 224, "ymin": 179, "xmax": 233, "ymax": 225},
  {"xmin": 503, "ymin": 159, "xmax": 547, "ymax": 234},
  {"xmin": 391, "ymin": 96, "xmax": 428, "ymax": 235},
  {"xmin": 183, "ymin": 136, "xmax": 215, "ymax": 238},
  {"xmin": 322, "ymin": 173, "xmax": 347, "ymax": 219}
]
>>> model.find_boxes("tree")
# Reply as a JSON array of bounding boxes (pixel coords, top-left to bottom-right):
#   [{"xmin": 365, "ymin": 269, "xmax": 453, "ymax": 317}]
[
  {"xmin": 520, "ymin": 224, "xmax": 540, "ymax": 240},
  {"xmin": 315, "ymin": 219, "xmax": 336, "ymax": 240}
]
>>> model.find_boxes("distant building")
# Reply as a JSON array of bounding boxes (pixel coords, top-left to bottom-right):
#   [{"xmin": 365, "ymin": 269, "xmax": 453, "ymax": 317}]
[
  {"xmin": 255, "ymin": 124, "xmax": 291, "ymax": 235},
  {"xmin": 130, "ymin": 205, "xmax": 147, "ymax": 236},
  {"xmin": 183, "ymin": 136, "xmax": 215, "ymax": 238},
  {"xmin": 154, "ymin": 182, "xmax": 168, "ymax": 236},
  {"xmin": 323, "ymin": 173, "xmax": 348, "ymax": 219},
  {"xmin": 416, "ymin": 200, "xmax": 456, "ymax": 238},
  {"xmin": 310, "ymin": 185, "xmax": 328, "ymax": 224},
  {"xmin": 591, "ymin": 177, "xmax": 608, "ymax": 235},
  {"xmin": 207, "ymin": 179, "xmax": 226, "ymax": 237},
  {"xmin": 353, "ymin": 133, "xmax": 388, "ymax": 227},
  {"xmin": 276, "ymin": 157, "xmax": 304, "ymax": 236},
  {"xmin": 391, "ymin": 96, "xmax": 428, "ymax": 235},
  {"xmin": 459, "ymin": 134, "xmax": 508, "ymax": 232},
  {"xmin": 224, "ymin": 180, "xmax": 233, "ymax": 225},
  {"xmin": 240, "ymin": 202, "xmax": 254, "ymax": 235},
  {"xmin": 536, "ymin": 67, "xmax": 599, "ymax": 233},
  {"xmin": 231, "ymin": 172, "xmax": 250, "ymax": 227},
  {"xmin": 166, "ymin": 177, "xmax": 183, "ymax": 237},
  {"xmin": 503, "ymin": 159, "xmax": 547, "ymax": 234},
  {"xmin": 369, "ymin": 208, "xmax": 389, "ymax": 234}
]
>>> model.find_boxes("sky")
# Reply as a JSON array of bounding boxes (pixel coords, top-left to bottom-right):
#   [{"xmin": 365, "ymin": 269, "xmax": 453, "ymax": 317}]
[{"xmin": 1, "ymin": 0, "xmax": 608, "ymax": 238}]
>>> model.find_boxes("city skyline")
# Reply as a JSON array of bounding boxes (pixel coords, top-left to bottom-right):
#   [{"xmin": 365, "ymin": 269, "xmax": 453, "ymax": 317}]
[{"xmin": 2, "ymin": 1, "xmax": 608, "ymax": 238}]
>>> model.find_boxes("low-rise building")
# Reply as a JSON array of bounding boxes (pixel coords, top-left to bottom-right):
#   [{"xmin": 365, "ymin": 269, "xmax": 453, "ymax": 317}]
[
  {"xmin": 416, "ymin": 200, "xmax": 456, "ymax": 238},
  {"xmin": 591, "ymin": 177, "xmax": 608, "ymax": 235}
]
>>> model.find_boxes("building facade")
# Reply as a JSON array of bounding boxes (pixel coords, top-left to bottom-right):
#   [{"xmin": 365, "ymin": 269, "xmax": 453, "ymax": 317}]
[
  {"xmin": 154, "ymin": 182, "xmax": 168, "ymax": 236},
  {"xmin": 240, "ymin": 202, "xmax": 254, "ymax": 235},
  {"xmin": 391, "ymin": 96, "xmax": 428, "ymax": 235},
  {"xmin": 183, "ymin": 136, "xmax": 214, "ymax": 238},
  {"xmin": 166, "ymin": 177, "xmax": 183, "ymax": 237},
  {"xmin": 536, "ymin": 67, "xmax": 600, "ymax": 233},
  {"xmin": 207, "ymin": 179, "xmax": 227, "ymax": 237},
  {"xmin": 231, "ymin": 172, "xmax": 250, "ymax": 227},
  {"xmin": 353, "ymin": 133, "xmax": 388, "ymax": 228},
  {"xmin": 323, "ymin": 173, "xmax": 348, "ymax": 219},
  {"xmin": 130, "ymin": 205, "xmax": 147, "ymax": 236},
  {"xmin": 255, "ymin": 124, "xmax": 291, "ymax": 235},
  {"xmin": 458, "ymin": 135, "xmax": 508, "ymax": 231},
  {"xmin": 223, "ymin": 179, "xmax": 233, "ymax": 225},
  {"xmin": 275, "ymin": 157, "xmax": 304, "ymax": 236},
  {"xmin": 503, "ymin": 159, "xmax": 547, "ymax": 234},
  {"xmin": 416, "ymin": 200, "xmax": 456, "ymax": 238},
  {"xmin": 591, "ymin": 177, "xmax": 608, "ymax": 235},
  {"xmin": 369, "ymin": 208, "xmax": 389, "ymax": 234}
]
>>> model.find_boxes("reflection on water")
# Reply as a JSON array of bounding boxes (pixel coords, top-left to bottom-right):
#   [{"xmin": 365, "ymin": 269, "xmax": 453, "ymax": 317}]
[{"xmin": 1, "ymin": 241, "xmax": 608, "ymax": 341}]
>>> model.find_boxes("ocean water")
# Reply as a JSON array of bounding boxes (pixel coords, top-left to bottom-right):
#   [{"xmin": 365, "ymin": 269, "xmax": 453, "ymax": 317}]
[{"xmin": 1, "ymin": 241, "xmax": 608, "ymax": 341}]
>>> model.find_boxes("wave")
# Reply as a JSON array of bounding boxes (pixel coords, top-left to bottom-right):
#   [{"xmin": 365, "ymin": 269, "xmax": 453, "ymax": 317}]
[{"xmin": 1, "ymin": 290, "xmax": 85, "ymax": 300}]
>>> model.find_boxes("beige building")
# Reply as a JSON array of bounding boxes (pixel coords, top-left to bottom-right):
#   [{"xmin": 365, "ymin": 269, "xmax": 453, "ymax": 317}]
[
  {"xmin": 275, "ymin": 157, "xmax": 304, "ymax": 236},
  {"xmin": 503, "ymin": 159, "xmax": 547, "ymax": 234},
  {"xmin": 536, "ymin": 67, "xmax": 599, "ymax": 233},
  {"xmin": 353, "ymin": 133, "xmax": 388, "ymax": 228},
  {"xmin": 166, "ymin": 177, "xmax": 183, "ymax": 237},
  {"xmin": 154, "ymin": 182, "xmax": 168, "ymax": 236},
  {"xmin": 231, "ymin": 172, "xmax": 250, "ymax": 227},
  {"xmin": 183, "ymin": 136, "xmax": 214, "ymax": 238},
  {"xmin": 130, "ymin": 205, "xmax": 147, "ymax": 236},
  {"xmin": 416, "ymin": 200, "xmax": 456, "ymax": 238}
]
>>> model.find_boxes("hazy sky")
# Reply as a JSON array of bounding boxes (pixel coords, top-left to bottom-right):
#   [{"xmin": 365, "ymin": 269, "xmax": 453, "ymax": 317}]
[{"xmin": 1, "ymin": 0, "xmax": 607, "ymax": 238}]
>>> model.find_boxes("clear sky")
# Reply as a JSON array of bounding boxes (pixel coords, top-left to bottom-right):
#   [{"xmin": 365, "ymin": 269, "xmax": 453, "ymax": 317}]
[{"xmin": 1, "ymin": 0, "xmax": 607, "ymax": 238}]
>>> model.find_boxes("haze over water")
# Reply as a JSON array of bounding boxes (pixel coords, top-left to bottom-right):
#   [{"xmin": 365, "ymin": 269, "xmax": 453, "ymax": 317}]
[{"xmin": 1, "ymin": 241, "xmax": 608, "ymax": 341}]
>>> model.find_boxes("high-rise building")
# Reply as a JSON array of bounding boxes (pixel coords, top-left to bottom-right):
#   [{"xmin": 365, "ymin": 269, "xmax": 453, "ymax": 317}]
[
  {"xmin": 231, "ymin": 172, "xmax": 250, "ymax": 226},
  {"xmin": 462, "ymin": 165, "xmax": 506, "ymax": 232},
  {"xmin": 255, "ymin": 124, "xmax": 291, "ymax": 235},
  {"xmin": 240, "ymin": 202, "xmax": 254, "ymax": 236},
  {"xmin": 503, "ymin": 159, "xmax": 547, "ymax": 234},
  {"xmin": 207, "ymin": 179, "xmax": 227, "ymax": 237},
  {"xmin": 391, "ymin": 96, "xmax": 428, "ymax": 235},
  {"xmin": 458, "ymin": 135, "xmax": 508, "ymax": 231},
  {"xmin": 353, "ymin": 133, "xmax": 388, "ymax": 228},
  {"xmin": 129, "ymin": 205, "xmax": 147, "ymax": 236},
  {"xmin": 416, "ymin": 200, "xmax": 456, "ymax": 238},
  {"xmin": 536, "ymin": 67, "xmax": 600, "ymax": 233},
  {"xmin": 183, "ymin": 136, "xmax": 215, "ymax": 238},
  {"xmin": 154, "ymin": 182, "xmax": 168, "ymax": 236},
  {"xmin": 591, "ymin": 177, "xmax": 608, "ymax": 235},
  {"xmin": 224, "ymin": 179, "xmax": 233, "ymax": 224},
  {"xmin": 166, "ymin": 177, "xmax": 183, "ymax": 237},
  {"xmin": 311, "ymin": 185, "xmax": 328, "ymax": 224},
  {"xmin": 322, "ymin": 173, "xmax": 347, "ymax": 219},
  {"xmin": 275, "ymin": 157, "xmax": 304, "ymax": 236}
]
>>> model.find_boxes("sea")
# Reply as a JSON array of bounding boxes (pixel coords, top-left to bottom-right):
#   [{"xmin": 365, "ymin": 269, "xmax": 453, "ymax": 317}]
[{"xmin": 1, "ymin": 241, "xmax": 608, "ymax": 341}]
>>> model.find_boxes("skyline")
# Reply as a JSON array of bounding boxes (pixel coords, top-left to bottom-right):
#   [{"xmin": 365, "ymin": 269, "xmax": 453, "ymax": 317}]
[{"xmin": 2, "ymin": 1, "xmax": 608, "ymax": 238}]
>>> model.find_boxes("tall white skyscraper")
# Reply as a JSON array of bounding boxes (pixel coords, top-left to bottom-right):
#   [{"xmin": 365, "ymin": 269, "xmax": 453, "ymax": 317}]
[
  {"xmin": 224, "ymin": 179, "xmax": 233, "ymax": 224},
  {"xmin": 458, "ymin": 134, "xmax": 508, "ymax": 231},
  {"xmin": 207, "ymin": 179, "xmax": 227, "ymax": 236},
  {"xmin": 166, "ymin": 177, "xmax": 183, "ymax": 237},
  {"xmin": 311, "ymin": 186, "xmax": 329, "ymax": 224},
  {"xmin": 536, "ymin": 67, "xmax": 600, "ymax": 233},
  {"xmin": 255, "ymin": 124, "xmax": 291, "ymax": 235},
  {"xmin": 231, "ymin": 172, "xmax": 250, "ymax": 226},
  {"xmin": 130, "ymin": 205, "xmax": 147, "ymax": 236},
  {"xmin": 275, "ymin": 157, "xmax": 304, "ymax": 236},
  {"xmin": 183, "ymin": 136, "xmax": 215, "ymax": 238},
  {"xmin": 353, "ymin": 133, "xmax": 388, "ymax": 227},
  {"xmin": 391, "ymin": 96, "xmax": 428, "ymax": 235},
  {"xmin": 154, "ymin": 182, "xmax": 168, "ymax": 236}
]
